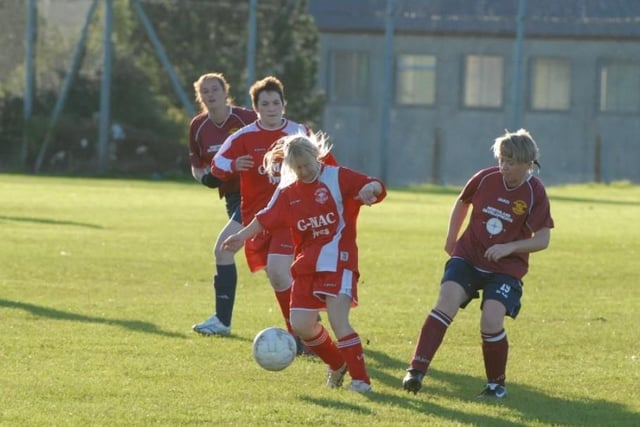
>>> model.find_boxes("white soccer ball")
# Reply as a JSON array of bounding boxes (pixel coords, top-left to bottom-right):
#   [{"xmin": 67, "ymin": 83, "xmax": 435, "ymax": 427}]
[{"xmin": 252, "ymin": 327, "xmax": 297, "ymax": 371}]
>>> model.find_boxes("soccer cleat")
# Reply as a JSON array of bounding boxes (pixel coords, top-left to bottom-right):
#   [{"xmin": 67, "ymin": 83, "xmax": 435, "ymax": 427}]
[
  {"xmin": 348, "ymin": 380, "xmax": 372, "ymax": 393},
  {"xmin": 327, "ymin": 363, "xmax": 348, "ymax": 388},
  {"xmin": 192, "ymin": 314, "xmax": 231, "ymax": 336},
  {"xmin": 402, "ymin": 369, "xmax": 424, "ymax": 394},
  {"xmin": 477, "ymin": 383, "xmax": 507, "ymax": 399}
]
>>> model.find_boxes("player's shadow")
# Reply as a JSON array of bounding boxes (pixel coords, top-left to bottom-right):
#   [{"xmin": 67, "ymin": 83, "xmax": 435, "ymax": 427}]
[
  {"xmin": 0, "ymin": 215, "xmax": 103, "ymax": 228},
  {"xmin": 192, "ymin": 332, "xmax": 253, "ymax": 344},
  {"xmin": 299, "ymin": 347, "xmax": 640, "ymax": 426},
  {"xmin": 0, "ymin": 299, "xmax": 186, "ymax": 338}
]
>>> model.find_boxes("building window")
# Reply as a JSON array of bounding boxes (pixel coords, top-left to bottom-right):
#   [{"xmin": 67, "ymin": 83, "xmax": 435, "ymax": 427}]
[
  {"xmin": 463, "ymin": 55, "xmax": 503, "ymax": 108},
  {"xmin": 531, "ymin": 57, "xmax": 570, "ymax": 111},
  {"xmin": 396, "ymin": 54, "xmax": 436, "ymax": 106},
  {"xmin": 600, "ymin": 61, "xmax": 640, "ymax": 113},
  {"xmin": 329, "ymin": 51, "xmax": 369, "ymax": 103}
]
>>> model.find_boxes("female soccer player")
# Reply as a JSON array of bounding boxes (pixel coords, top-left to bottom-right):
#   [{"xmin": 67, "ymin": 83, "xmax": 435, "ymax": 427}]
[
  {"xmin": 402, "ymin": 129, "xmax": 554, "ymax": 398},
  {"xmin": 212, "ymin": 76, "xmax": 336, "ymax": 340},
  {"xmin": 222, "ymin": 132, "xmax": 386, "ymax": 393},
  {"xmin": 189, "ymin": 73, "xmax": 257, "ymax": 336}
]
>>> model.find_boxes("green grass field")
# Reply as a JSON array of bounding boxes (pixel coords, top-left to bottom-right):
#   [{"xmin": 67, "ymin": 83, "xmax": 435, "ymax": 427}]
[{"xmin": 1, "ymin": 174, "xmax": 639, "ymax": 426}]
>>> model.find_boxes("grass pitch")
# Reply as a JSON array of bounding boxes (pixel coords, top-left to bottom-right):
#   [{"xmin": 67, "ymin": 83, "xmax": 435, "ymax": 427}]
[{"xmin": 1, "ymin": 174, "xmax": 639, "ymax": 426}]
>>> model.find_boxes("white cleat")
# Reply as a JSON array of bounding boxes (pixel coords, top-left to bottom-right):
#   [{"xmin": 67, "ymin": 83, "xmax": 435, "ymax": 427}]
[
  {"xmin": 327, "ymin": 363, "xmax": 348, "ymax": 388},
  {"xmin": 192, "ymin": 314, "xmax": 230, "ymax": 336},
  {"xmin": 348, "ymin": 380, "xmax": 372, "ymax": 393}
]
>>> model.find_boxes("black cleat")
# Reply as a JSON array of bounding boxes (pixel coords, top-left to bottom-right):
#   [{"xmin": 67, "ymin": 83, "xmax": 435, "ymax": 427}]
[
  {"xmin": 402, "ymin": 369, "xmax": 424, "ymax": 394},
  {"xmin": 295, "ymin": 336, "xmax": 305, "ymax": 355},
  {"xmin": 477, "ymin": 383, "xmax": 507, "ymax": 399},
  {"xmin": 295, "ymin": 336, "xmax": 317, "ymax": 357}
]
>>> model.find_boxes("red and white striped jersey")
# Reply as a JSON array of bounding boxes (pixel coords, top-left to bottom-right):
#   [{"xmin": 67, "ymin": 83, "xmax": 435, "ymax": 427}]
[
  {"xmin": 211, "ymin": 119, "xmax": 309, "ymax": 225},
  {"xmin": 255, "ymin": 165, "xmax": 386, "ymax": 276}
]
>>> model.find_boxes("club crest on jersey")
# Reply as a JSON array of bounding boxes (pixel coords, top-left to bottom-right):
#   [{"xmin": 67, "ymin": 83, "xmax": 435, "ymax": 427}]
[
  {"xmin": 314, "ymin": 187, "xmax": 329, "ymax": 204},
  {"xmin": 512, "ymin": 200, "xmax": 528, "ymax": 215}
]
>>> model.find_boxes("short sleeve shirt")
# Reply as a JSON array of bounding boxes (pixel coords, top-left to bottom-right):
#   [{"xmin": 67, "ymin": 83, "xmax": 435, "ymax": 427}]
[{"xmin": 453, "ymin": 166, "xmax": 554, "ymax": 279}]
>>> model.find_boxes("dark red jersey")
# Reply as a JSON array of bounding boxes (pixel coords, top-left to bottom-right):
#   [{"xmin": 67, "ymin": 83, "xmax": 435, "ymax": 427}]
[
  {"xmin": 453, "ymin": 166, "xmax": 554, "ymax": 279},
  {"xmin": 188, "ymin": 106, "xmax": 257, "ymax": 197},
  {"xmin": 255, "ymin": 165, "xmax": 386, "ymax": 276}
]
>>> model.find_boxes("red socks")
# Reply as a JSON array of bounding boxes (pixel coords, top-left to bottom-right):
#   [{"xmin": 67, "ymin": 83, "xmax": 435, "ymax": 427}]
[
  {"xmin": 410, "ymin": 309, "xmax": 509, "ymax": 387},
  {"xmin": 302, "ymin": 326, "xmax": 344, "ymax": 369},
  {"xmin": 410, "ymin": 309, "xmax": 452, "ymax": 373},
  {"xmin": 337, "ymin": 333, "xmax": 369, "ymax": 383},
  {"xmin": 302, "ymin": 329, "xmax": 370, "ymax": 383},
  {"xmin": 482, "ymin": 329, "xmax": 508, "ymax": 385},
  {"xmin": 274, "ymin": 287, "xmax": 292, "ymax": 332}
]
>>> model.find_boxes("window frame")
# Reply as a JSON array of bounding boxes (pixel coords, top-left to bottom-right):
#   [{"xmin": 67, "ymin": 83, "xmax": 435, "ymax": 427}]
[
  {"xmin": 328, "ymin": 50, "xmax": 370, "ymax": 105},
  {"xmin": 462, "ymin": 54, "xmax": 504, "ymax": 110},
  {"xmin": 395, "ymin": 53, "xmax": 437, "ymax": 107},
  {"xmin": 598, "ymin": 59, "xmax": 640, "ymax": 115},
  {"xmin": 529, "ymin": 56, "xmax": 572, "ymax": 112}
]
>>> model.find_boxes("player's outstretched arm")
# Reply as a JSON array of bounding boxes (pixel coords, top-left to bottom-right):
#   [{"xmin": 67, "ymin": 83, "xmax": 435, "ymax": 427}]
[
  {"xmin": 445, "ymin": 199, "xmax": 470, "ymax": 255},
  {"xmin": 222, "ymin": 218, "xmax": 264, "ymax": 252}
]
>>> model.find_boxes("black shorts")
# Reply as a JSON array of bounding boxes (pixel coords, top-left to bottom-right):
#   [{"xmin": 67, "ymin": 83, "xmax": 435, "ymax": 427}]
[
  {"xmin": 442, "ymin": 257, "xmax": 523, "ymax": 318},
  {"xmin": 224, "ymin": 192, "xmax": 241, "ymax": 223}
]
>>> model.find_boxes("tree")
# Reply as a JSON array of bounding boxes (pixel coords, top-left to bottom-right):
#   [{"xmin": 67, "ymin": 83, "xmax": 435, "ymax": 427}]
[
  {"xmin": 0, "ymin": 0, "xmax": 325, "ymax": 174},
  {"xmin": 257, "ymin": 0, "xmax": 324, "ymax": 127},
  {"xmin": 127, "ymin": 0, "xmax": 324, "ymax": 124}
]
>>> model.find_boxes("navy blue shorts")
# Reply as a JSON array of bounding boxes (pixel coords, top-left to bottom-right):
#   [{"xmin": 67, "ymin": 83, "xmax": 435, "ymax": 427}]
[
  {"xmin": 224, "ymin": 192, "xmax": 242, "ymax": 223},
  {"xmin": 441, "ymin": 257, "xmax": 523, "ymax": 318}
]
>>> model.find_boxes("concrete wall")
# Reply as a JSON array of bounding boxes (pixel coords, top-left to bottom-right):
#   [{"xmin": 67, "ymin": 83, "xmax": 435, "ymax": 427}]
[{"xmin": 316, "ymin": 33, "xmax": 640, "ymax": 187}]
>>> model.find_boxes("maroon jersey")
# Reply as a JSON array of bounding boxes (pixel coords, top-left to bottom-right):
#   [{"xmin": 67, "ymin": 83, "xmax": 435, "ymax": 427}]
[
  {"xmin": 255, "ymin": 165, "xmax": 386, "ymax": 276},
  {"xmin": 188, "ymin": 106, "xmax": 257, "ymax": 197},
  {"xmin": 453, "ymin": 166, "xmax": 554, "ymax": 279}
]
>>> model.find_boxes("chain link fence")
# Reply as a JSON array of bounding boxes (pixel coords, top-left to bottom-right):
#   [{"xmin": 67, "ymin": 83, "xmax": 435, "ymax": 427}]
[{"xmin": 0, "ymin": 0, "xmax": 258, "ymax": 176}]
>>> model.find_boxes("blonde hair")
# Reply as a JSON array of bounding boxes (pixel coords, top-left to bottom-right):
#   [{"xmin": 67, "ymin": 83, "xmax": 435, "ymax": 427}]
[
  {"xmin": 193, "ymin": 73, "xmax": 232, "ymax": 113},
  {"xmin": 493, "ymin": 128, "xmax": 541, "ymax": 168},
  {"xmin": 264, "ymin": 132, "xmax": 333, "ymax": 187}
]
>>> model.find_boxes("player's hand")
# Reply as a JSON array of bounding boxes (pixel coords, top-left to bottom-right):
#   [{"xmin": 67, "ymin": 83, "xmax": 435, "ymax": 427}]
[
  {"xmin": 484, "ymin": 243, "xmax": 515, "ymax": 262},
  {"xmin": 233, "ymin": 155, "xmax": 254, "ymax": 172},
  {"xmin": 222, "ymin": 234, "xmax": 243, "ymax": 252},
  {"xmin": 192, "ymin": 166, "xmax": 208, "ymax": 182},
  {"xmin": 356, "ymin": 182, "xmax": 381, "ymax": 206}
]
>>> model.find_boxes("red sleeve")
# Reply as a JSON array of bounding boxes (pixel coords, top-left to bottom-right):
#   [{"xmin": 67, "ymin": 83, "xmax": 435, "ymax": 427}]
[
  {"xmin": 338, "ymin": 167, "xmax": 387, "ymax": 205},
  {"xmin": 211, "ymin": 131, "xmax": 245, "ymax": 181},
  {"xmin": 255, "ymin": 188, "xmax": 289, "ymax": 231}
]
